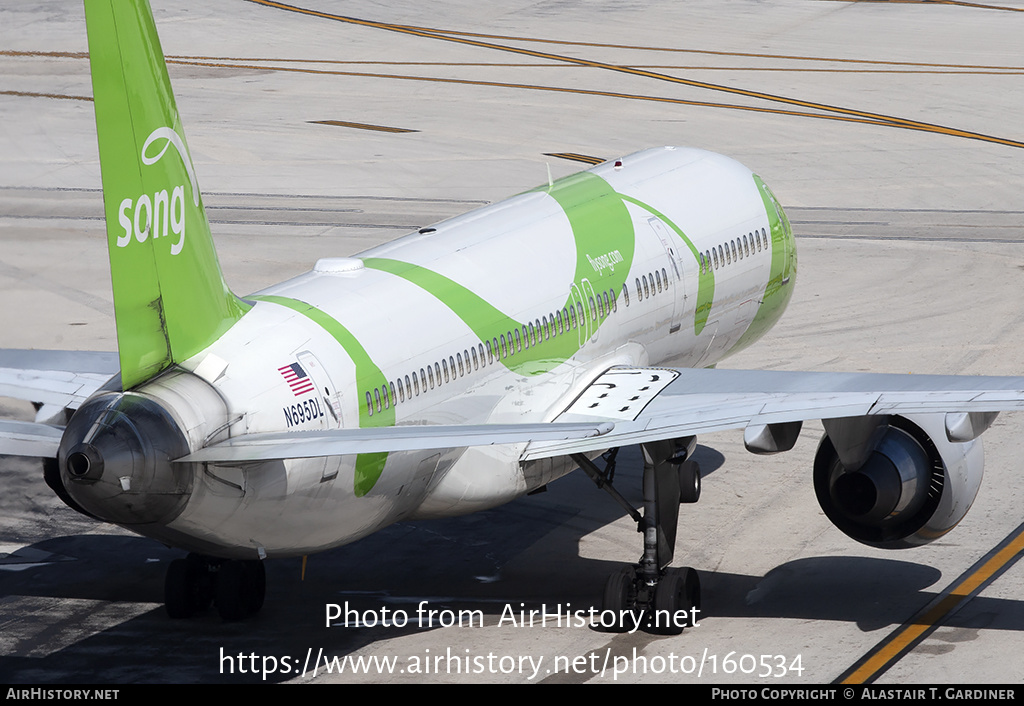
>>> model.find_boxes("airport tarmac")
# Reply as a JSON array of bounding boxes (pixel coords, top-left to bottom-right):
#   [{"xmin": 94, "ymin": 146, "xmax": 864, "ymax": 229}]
[{"xmin": 2, "ymin": 0, "xmax": 1024, "ymax": 685}]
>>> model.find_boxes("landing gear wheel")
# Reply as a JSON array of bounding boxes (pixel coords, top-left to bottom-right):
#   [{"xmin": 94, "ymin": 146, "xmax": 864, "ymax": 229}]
[
  {"xmin": 652, "ymin": 569, "xmax": 684, "ymax": 635},
  {"xmin": 678, "ymin": 460, "xmax": 701, "ymax": 504},
  {"xmin": 602, "ymin": 566, "xmax": 639, "ymax": 633},
  {"xmin": 652, "ymin": 567, "xmax": 701, "ymax": 635},
  {"xmin": 244, "ymin": 560, "xmax": 266, "ymax": 614},
  {"xmin": 681, "ymin": 566, "xmax": 701, "ymax": 619},
  {"xmin": 216, "ymin": 560, "xmax": 266, "ymax": 621},
  {"xmin": 165, "ymin": 559, "xmax": 197, "ymax": 619},
  {"xmin": 165, "ymin": 555, "xmax": 213, "ymax": 619}
]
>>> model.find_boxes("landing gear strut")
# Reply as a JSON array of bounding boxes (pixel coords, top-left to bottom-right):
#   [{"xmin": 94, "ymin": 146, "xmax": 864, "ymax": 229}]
[
  {"xmin": 574, "ymin": 438, "xmax": 702, "ymax": 635},
  {"xmin": 165, "ymin": 554, "xmax": 266, "ymax": 621}
]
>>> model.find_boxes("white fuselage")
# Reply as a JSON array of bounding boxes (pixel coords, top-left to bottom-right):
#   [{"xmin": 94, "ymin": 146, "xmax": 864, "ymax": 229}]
[{"xmin": 132, "ymin": 147, "xmax": 797, "ymax": 559}]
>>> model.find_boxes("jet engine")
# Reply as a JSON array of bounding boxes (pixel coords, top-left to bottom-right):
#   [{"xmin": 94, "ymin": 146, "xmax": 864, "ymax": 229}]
[{"xmin": 813, "ymin": 413, "xmax": 983, "ymax": 548}]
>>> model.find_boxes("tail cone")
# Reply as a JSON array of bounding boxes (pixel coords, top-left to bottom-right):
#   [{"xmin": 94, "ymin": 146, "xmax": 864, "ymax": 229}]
[{"xmin": 58, "ymin": 392, "xmax": 191, "ymax": 525}]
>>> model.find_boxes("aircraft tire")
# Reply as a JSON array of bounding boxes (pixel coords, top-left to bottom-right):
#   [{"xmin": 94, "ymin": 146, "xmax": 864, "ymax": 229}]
[
  {"xmin": 652, "ymin": 567, "xmax": 701, "ymax": 635},
  {"xmin": 216, "ymin": 560, "xmax": 266, "ymax": 621},
  {"xmin": 165, "ymin": 558, "xmax": 197, "ymax": 619},
  {"xmin": 602, "ymin": 566, "xmax": 639, "ymax": 633},
  {"xmin": 678, "ymin": 460, "xmax": 701, "ymax": 504}
]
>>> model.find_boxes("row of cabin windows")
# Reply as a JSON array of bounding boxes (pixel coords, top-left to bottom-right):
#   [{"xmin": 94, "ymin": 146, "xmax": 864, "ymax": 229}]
[
  {"xmin": 365, "ymin": 287, "xmax": 620, "ymax": 416},
  {"xmin": 631, "ymin": 266, "xmax": 670, "ymax": 304},
  {"xmin": 698, "ymin": 227, "xmax": 769, "ymax": 274}
]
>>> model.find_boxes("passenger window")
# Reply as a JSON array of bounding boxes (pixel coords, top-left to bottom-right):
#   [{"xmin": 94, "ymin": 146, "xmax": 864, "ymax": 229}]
[
  {"xmin": 589, "ymin": 296, "xmax": 597, "ymax": 319},
  {"xmin": 642, "ymin": 275, "xmax": 649, "ymax": 297},
  {"xmin": 434, "ymin": 362, "xmax": 441, "ymax": 385},
  {"xmin": 622, "ymin": 283, "xmax": 629, "ymax": 307},
  {"xmin": 389, "ymin": 382, "xmax": 396, "ymax": 407},
  {"xmin": 428, "ymin": 365, "xmax": 435, "ymax": 389},
  {"xmin": 471, "ymin": 347, "xmax": 479, "ymax": 370},
  {"xmin": 366, "ymin": 391, "xmax": 373, "ymax": 416},
  {"xmin": 492, "ymin": 337, "xmax": 500, "ymax": 360},
  {"xmin": 609, "ymin": 290, "xmax": 616, "ymax": 313},
  {"xmin": 478, "ymin": 343, "xmax": 485, "ymax": 367},
  {"xmin": 514, "ymin": 328, "xmax": 522, "ymax": 352},
  {"xmin": 374, "ymin": 388, "xmax": 382, "ymax": 413},
  {"xmin": 500, "ymin": 334, "xmax": 507, "ymax": 357},
  {"xmin": 597, "ymin": 295, "xmax": 605, "ymax": 317}
]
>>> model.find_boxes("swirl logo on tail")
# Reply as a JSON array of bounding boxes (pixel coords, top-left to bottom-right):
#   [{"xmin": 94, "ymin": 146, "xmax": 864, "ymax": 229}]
[{"xmin": 116, "ymin": 126, "xmax": 198, "ymax": 256}]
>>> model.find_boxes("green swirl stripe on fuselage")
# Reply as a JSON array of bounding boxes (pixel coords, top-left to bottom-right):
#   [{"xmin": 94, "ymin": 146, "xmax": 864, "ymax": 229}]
[
  {"xmin": 251, "ymin": 294, "xmax": 391, "ymax": 496},
  {"xmin": 365, "ymin": 170, "xmax": 636, "ymax": 374}
]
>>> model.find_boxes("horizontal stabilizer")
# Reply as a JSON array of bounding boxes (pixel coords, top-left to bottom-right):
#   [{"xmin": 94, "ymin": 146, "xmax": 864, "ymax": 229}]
[
  {"xmin": 0, "ymin": 419, "xmax": 63, "ymax": 458},
  {"xmin": 175, "ymin": 421, "xmax": 614, "ymax": 464}
]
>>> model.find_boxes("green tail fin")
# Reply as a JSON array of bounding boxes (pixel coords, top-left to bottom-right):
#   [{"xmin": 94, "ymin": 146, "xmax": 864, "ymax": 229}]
[{"xmin": 85, "ymin": 0, "xmax": 249, "ymax": 389}]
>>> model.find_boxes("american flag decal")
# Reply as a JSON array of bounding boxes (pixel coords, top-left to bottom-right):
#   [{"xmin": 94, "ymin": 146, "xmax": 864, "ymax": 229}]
[{"xmin": 278, "ymin": 362, "xmax": 315, "ymax": 397}]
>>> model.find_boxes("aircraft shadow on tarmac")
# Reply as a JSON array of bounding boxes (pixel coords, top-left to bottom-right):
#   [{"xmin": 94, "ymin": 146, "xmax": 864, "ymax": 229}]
[{"xmin": 2, "ymin": 444, "xmax": 1023, "ymax": 683}]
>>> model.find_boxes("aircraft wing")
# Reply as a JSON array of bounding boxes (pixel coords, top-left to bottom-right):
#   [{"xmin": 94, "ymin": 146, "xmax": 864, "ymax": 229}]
[
  {"xmin": 521, "ymin": 366, "xmax": 1024, "ymax": 460},
  {"xmin": 0, "ymin": 350, "xmax": 118, "ymax": 410},
  {"xmin": 175, "ymin": 421, "xmax": 614, "ymax": 463}
]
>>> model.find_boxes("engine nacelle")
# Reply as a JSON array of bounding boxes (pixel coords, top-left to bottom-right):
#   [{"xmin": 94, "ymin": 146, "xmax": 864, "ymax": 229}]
[{"xmin": 813, "ymin": 414, "xmax": 983, "ymax": 549}]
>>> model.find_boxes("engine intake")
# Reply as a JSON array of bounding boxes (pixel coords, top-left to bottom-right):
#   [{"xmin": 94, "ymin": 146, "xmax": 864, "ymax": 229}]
[{"xmin": 813, "ymin": 414, "xmax": 983, "ymax": 549}]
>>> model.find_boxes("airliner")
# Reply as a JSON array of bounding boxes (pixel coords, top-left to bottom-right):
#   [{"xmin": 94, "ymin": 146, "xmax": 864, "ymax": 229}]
[{"xmin": 3, "ymin": 0, "xmax": 1024, "ymax": 627}]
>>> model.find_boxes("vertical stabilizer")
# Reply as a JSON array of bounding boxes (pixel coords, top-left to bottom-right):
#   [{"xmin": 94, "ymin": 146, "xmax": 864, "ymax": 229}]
[{"xmin": 85, "ymin": 0, "xmax": 248, "ymax": 389}]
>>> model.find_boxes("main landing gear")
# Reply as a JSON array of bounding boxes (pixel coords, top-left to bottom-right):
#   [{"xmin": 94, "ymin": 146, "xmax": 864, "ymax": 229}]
[
  {"xmin": 572, "ymin": 438, "xmax": 702, "ymax": 636},
  {"xmin": 165, "ymin": 553, "xmax": 266, "ymax": 621}
]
